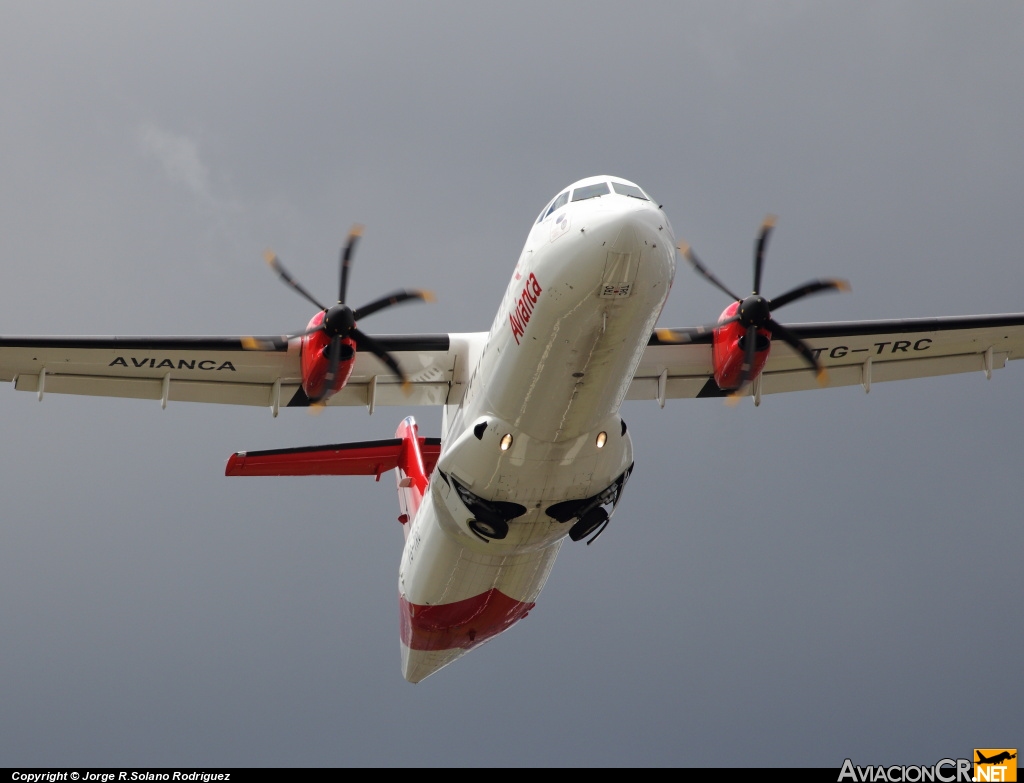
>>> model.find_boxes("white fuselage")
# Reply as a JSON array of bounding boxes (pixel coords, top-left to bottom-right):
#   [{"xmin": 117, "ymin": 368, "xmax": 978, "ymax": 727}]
[{"xmin": 397, "ymin": 177, "xmax": 677, "ymax": 682}]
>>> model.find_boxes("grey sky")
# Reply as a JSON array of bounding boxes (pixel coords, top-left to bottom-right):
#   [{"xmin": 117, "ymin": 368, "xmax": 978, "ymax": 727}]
[{"xmin": 1, "ymin": 1, "xmax": 1021, "ymax": 767}]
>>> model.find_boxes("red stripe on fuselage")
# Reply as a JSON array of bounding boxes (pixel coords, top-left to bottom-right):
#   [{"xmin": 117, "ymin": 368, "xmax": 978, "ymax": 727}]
[{"xmin": 399, "ymin": 589, "xmax": 534, "ymax": 651}]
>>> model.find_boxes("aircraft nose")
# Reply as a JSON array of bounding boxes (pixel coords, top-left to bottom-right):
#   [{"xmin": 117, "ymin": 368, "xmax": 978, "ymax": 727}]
[
  {"xmin": 579, "ymin": 202, "xmax": 674, "ymax": 292},
  {"xmin": 583, "ymin": 200, "xmax": 669, "ymax": 257},
  {"xmin": 606, "ymin": 213, "xmax": 645, "ymax": 259}
]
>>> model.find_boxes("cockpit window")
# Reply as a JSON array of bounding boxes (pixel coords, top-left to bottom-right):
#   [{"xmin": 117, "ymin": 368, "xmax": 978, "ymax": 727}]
[
  {"xmin": 544, "ymin": 191, "xmax": 569, "ymax": 218},
  {"xmin": 571, "ymin": 182, "xmax": 610, "ymax": 202},
  {"xmin": 611, "ymin": 182, "xmax": 649, "ymax": 200}
]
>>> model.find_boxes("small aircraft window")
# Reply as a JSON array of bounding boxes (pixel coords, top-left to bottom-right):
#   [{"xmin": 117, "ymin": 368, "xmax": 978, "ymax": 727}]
[
  {"xmin": 544, "ymin": 191, "xmax": 569, "ymax": 218},
  {"xmin": 611, "ymin": 182, "xmax": 649, "ymax": 200},
  {"xmin": 571, "ymin": 182, "xmax": 610, "ymax": 202}
]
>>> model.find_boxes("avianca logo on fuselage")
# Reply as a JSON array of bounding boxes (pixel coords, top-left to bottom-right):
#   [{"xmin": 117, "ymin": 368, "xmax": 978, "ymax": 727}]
[
  {"xmin": 108, "ymin": 357, "xmax": 237, "ymax": 371},
  {"xmin": 509, "ymin": 272, "xmax": 543, "ymax": 346}
]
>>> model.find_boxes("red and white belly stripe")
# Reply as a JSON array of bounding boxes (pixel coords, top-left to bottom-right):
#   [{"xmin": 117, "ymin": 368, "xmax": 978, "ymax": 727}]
[{"xmin": 398, "ymin": 499, "xmax": 561, "ymax": 683}]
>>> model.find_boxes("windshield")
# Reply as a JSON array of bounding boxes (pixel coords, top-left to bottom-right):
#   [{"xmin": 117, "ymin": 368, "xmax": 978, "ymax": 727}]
[
  {"xmin": 611, "ymin": 182, "xmax": 648, "ymax": 200},
  {"xmin": 571, "ymin": 182, "xmax": 610, "ymax": 202}
]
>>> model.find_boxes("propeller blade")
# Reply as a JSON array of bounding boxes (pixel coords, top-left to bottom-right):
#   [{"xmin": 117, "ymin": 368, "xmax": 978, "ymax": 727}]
[
  {"xmin": 339, "ymin": 224, "xmax": 363, "ymax": 305},
  {"xmin": 240, "ymin": 336, "xmax": 279, "ymax": 351},
  {"xmin": 265, "ymin": 250, "xmax": 329, "ymax": 312},
  {"xmin": 770, "ymin": 278, "xmax": 850, "ymax": 311},
  {"xmin": 309, "ymin": 335, "xmax": 343, "ymax": 404},
  {"xmin": 679, "ymin": 242, "xmax": 744, "ymax": 302},
  {"xmin": 734, "ymin": 324, "xmax": 759, "ymax": 391},
  {"xmin": 241, "ymin": 323, "xmax": 326, "ymax": 351},
  {"xmin": 654, "ymin": 314, "xmax": 741, "ymax": 344},
  {"xmin": 352, "ymin": 328, "xmax": 411, "ymax": 392},
  {"xmin": 353, "ymin": 289, "xmax": 435, "ymax": 322},
  {"xmin": 323, "ymin": 334, "xmax": 343, "ymax": 391},
  {"xmin": 752, "ymin": 215, "xmax": 776, "ymax": 295},
  {"xmin": 767, "ymin": 319, "xmax": 828, "ymax": 385},
  {"xmin": 290, "ymin": 323, "xmax": 327, "ymax": 340}
]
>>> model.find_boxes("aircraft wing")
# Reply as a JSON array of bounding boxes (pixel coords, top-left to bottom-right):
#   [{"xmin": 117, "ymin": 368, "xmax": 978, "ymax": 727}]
[
  {"xmin": 629, "ymin": 314, "xmax": 1024, "ymax": 402},
  {"xmin": 0, "ymin": 333, "xmax": 472, "ymax": 411}
]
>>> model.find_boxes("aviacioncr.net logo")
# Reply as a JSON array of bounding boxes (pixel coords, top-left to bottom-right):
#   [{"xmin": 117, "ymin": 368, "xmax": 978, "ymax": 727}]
[{"xmin": 838, "ymin": 758, "xmax": 973, "ymax": 782}]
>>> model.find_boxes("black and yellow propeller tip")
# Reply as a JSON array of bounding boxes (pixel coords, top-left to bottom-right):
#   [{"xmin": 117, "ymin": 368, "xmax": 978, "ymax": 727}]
[{"xmin": 654, "ymin": 328, "xmax": 684, "ymax": 344}]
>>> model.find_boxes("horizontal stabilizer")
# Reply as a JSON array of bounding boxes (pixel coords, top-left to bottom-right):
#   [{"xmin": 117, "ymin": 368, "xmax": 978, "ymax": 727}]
[{"xmin": 226, "ymin": 437, "xmax": 441, "ymax": 477}]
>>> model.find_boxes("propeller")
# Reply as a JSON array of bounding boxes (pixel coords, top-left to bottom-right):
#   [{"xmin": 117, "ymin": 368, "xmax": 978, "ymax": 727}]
[
  {"xmin": 247, "ymin": 225, "xmax": 434, "ymax": 403},
  {"xmin": 656, "ymin": 216, "xmax": 850, "ymax": 392}
]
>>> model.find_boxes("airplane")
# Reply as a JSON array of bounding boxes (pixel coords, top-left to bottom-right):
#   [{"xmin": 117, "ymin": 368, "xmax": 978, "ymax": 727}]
[
  {"xmin": 2, "ymin": 174, "xmax": 1023, "ymax": 683},
  {"xmin": 976, "ymin": 751, "xmax": 1017, "ymax": 765}
]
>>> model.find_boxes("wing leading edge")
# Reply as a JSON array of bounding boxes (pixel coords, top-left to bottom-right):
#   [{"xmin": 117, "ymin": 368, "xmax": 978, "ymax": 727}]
[{"xmin": 630, "ymin": 314, "xmax": 1024, "ymax": 401}]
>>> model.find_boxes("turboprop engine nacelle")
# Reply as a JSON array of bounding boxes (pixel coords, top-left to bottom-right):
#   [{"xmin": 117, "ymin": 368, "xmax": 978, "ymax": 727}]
[
  {"xmin": 712, "ymin": 300, "xmax": 771, "ymax": 391},
  {"xmin": 658, "ymin": 217, "xmax": 848, "ymax": 393},
  {"xmin": 252, "ymin": 226, "xmax": 432, "ymax": 406},
  {"xmin": 300, "ymin": 310, "xmax": 357, "ymax": 401}
]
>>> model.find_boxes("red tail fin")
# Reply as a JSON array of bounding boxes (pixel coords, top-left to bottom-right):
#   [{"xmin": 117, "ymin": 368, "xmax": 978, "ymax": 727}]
[{"xmin": 395, "ymin": 416, "xmax": 433, "ymax": 532}]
